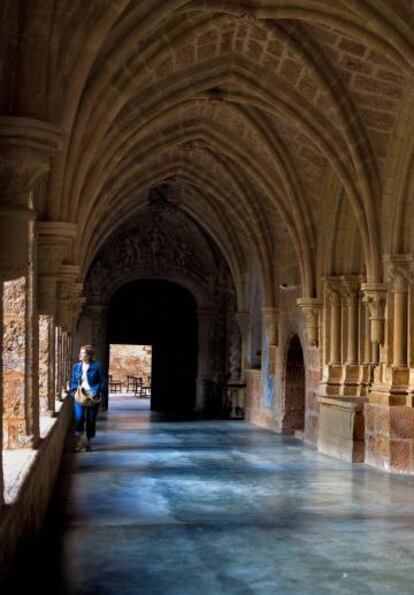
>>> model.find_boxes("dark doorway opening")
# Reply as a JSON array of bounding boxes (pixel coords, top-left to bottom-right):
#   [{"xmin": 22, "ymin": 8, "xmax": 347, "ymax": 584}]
[
  {"xmin": 283, "ymin": 335, "xmax": 305, "ymax": 436},
  {"xmin": 108, "ymin": 280, "xmax": 197, "ymax": 414}
]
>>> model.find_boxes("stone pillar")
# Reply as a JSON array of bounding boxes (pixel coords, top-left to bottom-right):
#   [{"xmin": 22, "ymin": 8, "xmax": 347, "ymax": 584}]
[
  {"xmin": 228, "ymin": 317, "xmax": 242, "ymax": 382},
  {"xmin": 0, "ymin": 118, "xmax": 61, "ymax": 456},
  {"xmin": 195, "ymin": 309, "xmax": 214, "ymax": 411},
  {"xmin": 261, "ymin": 307, "xmax": 277, "ymax": 408},
  {"xmin": 87, "ymin": 304, "xmax": 109, "ymax": 408},
  {"xmin": 37, "ymin": 221, "xmax": 78, "ymax": 409},
  {"xmin": 361, "ymin": 283, "xmax": 387, "ymax": 346},
  {"xmin": 342, "ymin": 277, "xmax": 364, "ymax": 395},
  {"xmin": 324, "ymin": 279, "xmax": 344, "ymax": 395},
  {"xmin": 0, "ymin": 287, "xmax": 3, "ymax": 503},
  {"xmin": 297, "ymin": 298, "xmax": 323, "ymax": 347},
  {"xmin": 2, "ymin": 278, "xmax": 30, "ymax": 448},
  {"xmin": 235, "ymin": 311, "xmax": 250, "ymax": 379},
  {"xmin": 0, "ymin": 118, "xmax": 62, "ymax": 280},
  {"xmin": 385, "ymin": 255, "xmax": 412, "ymax": 395},
  {"xmin": 363, "ymin": 302, "xmax": 372, "ymax": 364},
  {"xmin": 55, "ymin": 326, "xmax": 62, "ymax": 400},
  {"xmin": 329, "ymin": 292, "xmax": 342, "ymax": 365},
  {"xmin": 38, "ymin": 313, "xmax": 56, "ymax": 414}
]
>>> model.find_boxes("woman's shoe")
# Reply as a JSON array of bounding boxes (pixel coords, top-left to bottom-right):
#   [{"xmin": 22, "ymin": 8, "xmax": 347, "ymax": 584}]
[
  {"xmin": 74, "ymin": 435, "xmax": 84, "ymax": 452},
  {"xmin": 85, "ymin": 439, "xmax": 92, "ymax": 451}
]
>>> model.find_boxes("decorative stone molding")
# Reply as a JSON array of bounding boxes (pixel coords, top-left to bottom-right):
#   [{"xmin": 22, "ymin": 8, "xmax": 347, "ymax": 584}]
[
  {"xmin": 361, "ymin": 283, "xmax": 387, "ymax": 344},
  {"xmin": 297, "ymin": 298, "xmax": 323, "ymax": 346},
  {"xmin": 37, "ymin": 222, "xmax": 77, "ymax": 274},
  {"xmin": 384, "ymin": 254, "xmax": 412, "ymax": 292}
]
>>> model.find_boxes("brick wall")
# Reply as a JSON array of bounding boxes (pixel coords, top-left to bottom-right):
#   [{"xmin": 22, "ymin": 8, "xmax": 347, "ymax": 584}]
[{"xmin": 109, "ymin": 344, "xmax": 152, "ymax": 387}]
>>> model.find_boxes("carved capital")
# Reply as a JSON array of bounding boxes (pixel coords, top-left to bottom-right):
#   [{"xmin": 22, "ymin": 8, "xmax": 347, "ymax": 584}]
[
  {"xmin": 37, "ymin": 222, "xmax": 77, "ymax": 275},
  {"xmin": 297, "ymin": 298, "xmax": 323, "ymax": 346},
  {"xmin": 384, "ymin": 254, "xmax": 412, "ymax": 292},
  {"xmin": 361, "ymin": 283, "xmax": 387, "ymax": 344},
  {"xmin": 325, "ymin": 277, "xmax": 343, "ymax": 306},
  {"xmin": 0, "ymin": 117, "xmax": 62, "ymax": 208},
  {"xmin": 341, "ymin": 275, "xmax": 363, "ymax": 305}
]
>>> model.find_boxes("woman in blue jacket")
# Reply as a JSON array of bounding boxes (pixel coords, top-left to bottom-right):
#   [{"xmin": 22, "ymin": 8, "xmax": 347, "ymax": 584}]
[{"xmin": 70, "ymin": 344, "xmax": 106, "ymax": 451}]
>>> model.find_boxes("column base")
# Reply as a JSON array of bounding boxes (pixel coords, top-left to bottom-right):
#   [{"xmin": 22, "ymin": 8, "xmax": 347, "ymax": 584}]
[
  {"xmin": 343, "ymin": 364, "xmax": 366, "ymax": 396},
  {"xmin": 319, "ymin": 365, "xmax": 345, "ymax": 396},
  {"xmin": 318, "ymin": 396, "xmax": 365, "ymax": 462}
]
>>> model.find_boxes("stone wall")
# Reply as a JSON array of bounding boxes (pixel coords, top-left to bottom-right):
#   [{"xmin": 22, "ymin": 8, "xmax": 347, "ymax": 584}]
[
  {"xmin": 365, "ymin": 403, "xmax": 414, "ymax": 472},
  {"xmin": 109, "ymin": 344, "xmax": 152, "ymax": 386},
  {"xmin": 0, "ymin": 398, "xmax": 72, "ymax": 582}
]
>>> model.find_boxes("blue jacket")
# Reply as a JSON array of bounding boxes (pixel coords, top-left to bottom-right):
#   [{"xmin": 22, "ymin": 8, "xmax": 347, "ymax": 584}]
[{"xmin": 70, "ymin": 360, "xmax": 106, "ymax": 398}]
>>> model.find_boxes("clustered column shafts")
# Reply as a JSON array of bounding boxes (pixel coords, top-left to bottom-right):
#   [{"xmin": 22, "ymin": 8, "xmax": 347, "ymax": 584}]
[
  {"xmin": 346, "ymin": 293, "xmax": 358, "ymax": 365},
  {"xmin": 329, "ymin": 291, "xmax": 342, "ymax": 366}
]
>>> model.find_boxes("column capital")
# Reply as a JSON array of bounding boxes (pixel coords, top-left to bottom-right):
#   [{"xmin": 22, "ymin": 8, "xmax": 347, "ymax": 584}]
[
  {"xmin": 384, "ymin": 254, "xmax": 412, "ymax": 292},
  {"xmin": 37, "ymin": 222, "xmax": 77, "ymax": 275},
  {"xmin": 297, "ymin": 297, "xmax": 323, "ymax": 346},
  {"xmin": 324, "ymin": 277, "xmax": 343, "ymax": 305},
  {"xmin": 0, "ymin": 117, "xmax": 62, "ymax": 280},
  {"xmin": 0, "ymin": 117, "xmax": 63, "ymax": 207},
  {"xmin": 340, "ymin": 275, "xmax": 364, "ymax": 302},
  {"xmin": 361, "ymin": 283, "xmax": 387, "ymax": 344}
]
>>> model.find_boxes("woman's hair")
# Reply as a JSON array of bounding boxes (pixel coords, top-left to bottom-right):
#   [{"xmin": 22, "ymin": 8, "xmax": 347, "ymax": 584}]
[{"xmin": 80, "ymin": 344, "xmax": 94, "ymax": 357}]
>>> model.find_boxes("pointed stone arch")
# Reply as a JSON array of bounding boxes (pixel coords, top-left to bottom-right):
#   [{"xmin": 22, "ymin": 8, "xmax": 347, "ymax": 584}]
[{"xmin": 282, "ymin": 334, "xmax": 306, "ymax": 435}]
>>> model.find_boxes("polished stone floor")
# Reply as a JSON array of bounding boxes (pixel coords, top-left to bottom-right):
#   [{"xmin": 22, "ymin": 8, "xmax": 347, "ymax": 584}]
[{"xmin": 8, "ymin": 396, "xmax": 414, "ymax": 594}]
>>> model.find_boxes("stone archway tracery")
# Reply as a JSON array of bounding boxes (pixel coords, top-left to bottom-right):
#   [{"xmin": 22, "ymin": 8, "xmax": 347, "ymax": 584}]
[{"xmin": 78, "ymin": 192, "xmax": 240, "ymax": 412}]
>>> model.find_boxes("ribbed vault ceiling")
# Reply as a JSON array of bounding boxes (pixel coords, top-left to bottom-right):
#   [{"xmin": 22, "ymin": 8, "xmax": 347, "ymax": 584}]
[{"xmin": 5, "ymin": 0, "xmax": 413, "ymax": 302}]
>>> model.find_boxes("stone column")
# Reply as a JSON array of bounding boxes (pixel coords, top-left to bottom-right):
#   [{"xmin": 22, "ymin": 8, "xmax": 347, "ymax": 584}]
[
  {"xmin": 37, "ymin": 221, "xmax": 78, "ymax": 408},
  {"xmin": 235, "ymin": 311, "xmax": 250, "ymax": 379},
  {"xmin": 297, "ymin": 298, "xmax": 323, "ymax": 347},
  {"xmin": 87, "ymin": 304, "xmax": 109, "ymax": 408},
  {"xmin": 0, "ymin": 288, "xmax": 3, "ymax": 503},
  {"xmin": 54, "ymin": 326, "xmax": 62, "ymax": 401},
  {"xmin": 329, "ymin": 291, "xmax": 342, "ymax": 365},
  {"xmin": 228, "ymin": 317, "xmax": 242, "ymax": 382},
  {"xmin": 363, "ymin": 302, "xmax": 372, "ymax": 364},
  {"xmin": 38, "ymin": 312, "xmax": 56, "ymax": 414},
  {"xmin": 195, "ymin": 308, "xmax": 214, "ymax": 411},
  {"xmin": 0, "ymin": 118, "xmax": 61, "ymax": 453},
  {"xmin": 0, "ymin": 118, "xmax": 62, "ymax": 280},
  {"xmin": 385, "ymin": 255, "xmax": 412, "ymax": 393},
  {"xmin": 324, "ymin": 279, "xmax": 344, "ymax": 395},
  {"xmin": 342, "ymin": 277, "xmax": 364, "ymax": 395},
  {"xmin": 361, "ymin": 283, "xmax": 387, "ymax": 345},
  {"xmin": 261, "ymin": 307, "xmax": 277, "ymax": 408},
  {"xmin": 2, "ymin": 278, "xmax": 29, "ymax": 448}
]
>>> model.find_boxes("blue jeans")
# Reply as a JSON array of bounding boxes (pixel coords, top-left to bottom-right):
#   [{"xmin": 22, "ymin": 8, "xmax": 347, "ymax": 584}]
[{"xmin": 73, "ymin": 400, "xmax": 100, "ymax": 439}]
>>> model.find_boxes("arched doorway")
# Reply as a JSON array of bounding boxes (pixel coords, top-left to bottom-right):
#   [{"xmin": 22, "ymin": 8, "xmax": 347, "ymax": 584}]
[
  {"xmin": 108, "ymin": 279, "xmax": 198, "ymax": 414},
  {"xmin": 283, "ymin": 335, "xmax": 305, "ymax": 436}
]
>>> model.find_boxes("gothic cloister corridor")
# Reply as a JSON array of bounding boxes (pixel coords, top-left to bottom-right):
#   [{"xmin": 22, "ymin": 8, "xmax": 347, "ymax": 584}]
[
  {"xmin": 3, "ymin": 0, "xmax": 414, "ymax": 590},
  {"xmin": 5, "ymin": 395, "xmax": 414, "ymax": 595}
]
